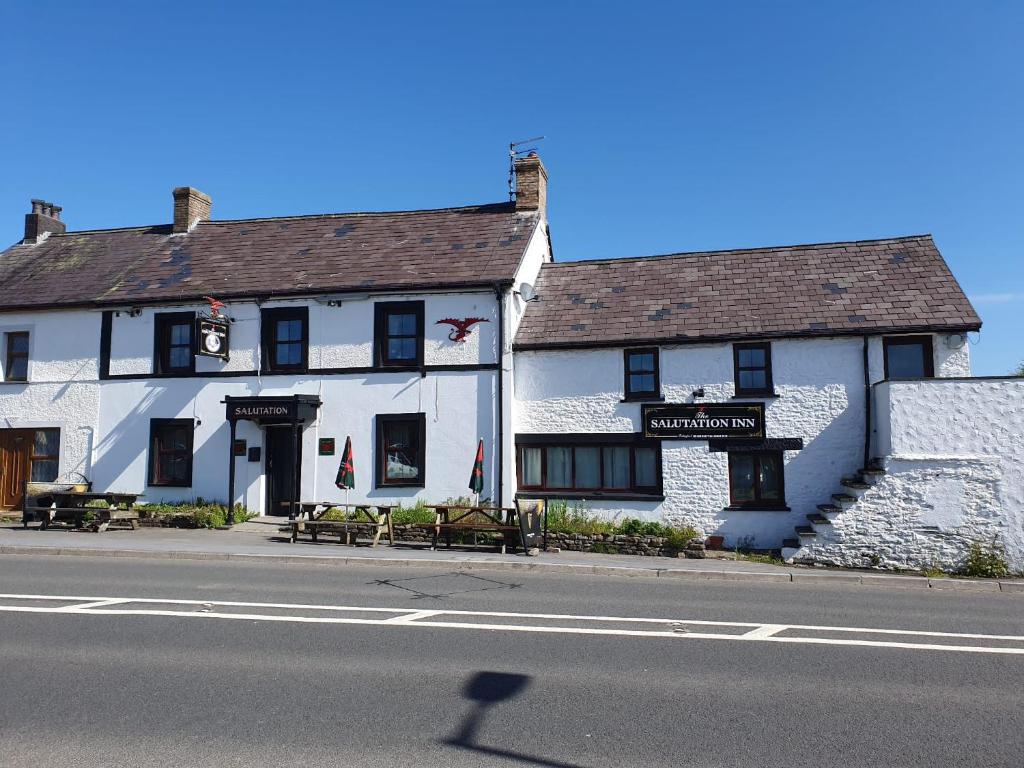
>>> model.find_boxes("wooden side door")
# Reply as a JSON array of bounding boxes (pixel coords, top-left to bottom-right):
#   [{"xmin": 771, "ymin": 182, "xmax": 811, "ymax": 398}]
[{"xmin": 0, "ymin": 430, "xmax": 32, "ymax": 510}]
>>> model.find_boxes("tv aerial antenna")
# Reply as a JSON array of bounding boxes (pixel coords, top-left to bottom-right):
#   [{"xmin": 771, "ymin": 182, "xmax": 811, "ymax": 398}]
[{"xmin": 508, "ymin": 136, "xmax": 545, "ymax": 201}]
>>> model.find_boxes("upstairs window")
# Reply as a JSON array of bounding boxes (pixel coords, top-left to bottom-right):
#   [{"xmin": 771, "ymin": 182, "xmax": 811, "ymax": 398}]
[
  {"xmin": 154, "ymin": 312, "xmax": 195, "ymax": 374},
  {"xmin": 4, "ymin": 332, "xmax": 29, "ymax": 382},
  {"xmin": 376, "ymin": 413, "xmax": 426, "ymax": 487},
  {"xmin": 148, "ymin": 419, "xmax": 194, "ymax": 487},
  {"xmin": 728, "ymin": 450, "xmax": 785, "ymax": 509},
  {"xmin": 623, "ymin": 348, "xmax": 660, "ymax": 400},
  {"xmin": 261, "ymin": 307, "xmax": 309, "ymax": 372},
  {"xmin": 733, "ymin": 342, "xmax": 773, "ymax": 396},
  {"xmin": 375, "ymin": 301, "xmax": 424, "ymax": 367},
  {"xmin": 883, "ymin": 335, "xmax": 934, "ymax": 379}
]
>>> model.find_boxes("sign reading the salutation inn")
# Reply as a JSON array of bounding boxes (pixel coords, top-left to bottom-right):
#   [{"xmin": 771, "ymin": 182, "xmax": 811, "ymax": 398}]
[{"xmin": 642, "ymin": 403, "xmax": 765, "ymax": 439}]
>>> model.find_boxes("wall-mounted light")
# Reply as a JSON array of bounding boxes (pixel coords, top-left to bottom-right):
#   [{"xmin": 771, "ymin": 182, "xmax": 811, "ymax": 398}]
[
  {"xmin": 128, "ymin": 307, "xmax": 142, "ymax": 318},
  {"xmin": 691, "ymin": 387, "xmax": 705, "ymax": 399}
]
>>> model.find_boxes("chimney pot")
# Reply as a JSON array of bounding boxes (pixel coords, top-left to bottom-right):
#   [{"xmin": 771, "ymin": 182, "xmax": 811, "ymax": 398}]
[
  {"xmin": 24, "ymin": 198, "xmax": 66, "ymax": 243},
  {"xmin": 513, "ymin": 153, "xmax": 548, "ymax": 216},
  {"xmin": 172, "ymin": 186, "xmax": 212, "ymax": 233}
]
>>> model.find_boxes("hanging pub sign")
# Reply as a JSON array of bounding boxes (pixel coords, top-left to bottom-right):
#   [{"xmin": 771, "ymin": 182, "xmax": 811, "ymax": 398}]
[
  {"xmin": 642, "ymin": 403, "xmax": 765, "ymax": 439},
  {"xmin": 197, "ymin": 318, "xmax": 230, "ymax": 360}
]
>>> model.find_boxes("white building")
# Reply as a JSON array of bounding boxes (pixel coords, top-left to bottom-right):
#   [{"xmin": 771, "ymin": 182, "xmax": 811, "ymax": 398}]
[{"xmin": 2, "ymin": 156, "xmax": 1021, "ymax": 570}]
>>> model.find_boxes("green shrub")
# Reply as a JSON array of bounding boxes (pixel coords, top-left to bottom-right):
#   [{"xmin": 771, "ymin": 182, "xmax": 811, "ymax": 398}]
[
  {"xmin": 545, "ymin": 500, "xmax": 617, "ymax": 535},
  {"xmin": 962, "ymin": 539, "xmax": 1010, "ymax": 579},
  {"xmin": 137, "ymin": 501, "xmax": 250, "ymax": 528},
  {"xmin": 661, "ymin": 525, "xmax": 700, "ymax": 553}
]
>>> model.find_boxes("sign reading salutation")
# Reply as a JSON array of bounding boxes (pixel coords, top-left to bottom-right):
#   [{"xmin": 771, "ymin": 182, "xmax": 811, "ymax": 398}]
[{"xmin": 642, "ymin": 403, "xmax": 765, "ymax": 439}]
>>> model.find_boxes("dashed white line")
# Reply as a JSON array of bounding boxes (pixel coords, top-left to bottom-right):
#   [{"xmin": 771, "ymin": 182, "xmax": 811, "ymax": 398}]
[{"xmin": 0, "ymin": 592, "xmax": 1021, "ymax": 656}]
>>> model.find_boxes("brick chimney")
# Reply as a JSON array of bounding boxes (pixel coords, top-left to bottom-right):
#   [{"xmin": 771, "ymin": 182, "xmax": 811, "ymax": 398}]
[
  {"xmin": 172, "ymin": 187, "xmax": 212, "ymax": 233},
  {"xmin": 513, "ymin": 153, "xmax": 548, "ymax": 215},
  {"xmin": 24, "ymin": 199, "xmax": 66, "ymax": 243}
]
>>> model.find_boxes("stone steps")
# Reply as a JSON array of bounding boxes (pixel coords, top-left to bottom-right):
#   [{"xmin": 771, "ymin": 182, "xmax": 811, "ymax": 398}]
[
  {"xmin": 806, "ymin": 513, "xmax": 830, "ymax": 525},
  {"xmin": 841, "ymin": 477, "xmax": 871, "ymax": 490},
  {"xmin": 817, "ymin": 503, "xmax": 841, "ymax": 514},
  {"xmin": 795, "ymin": 525, "xmax": 815, "ymax": 537}
]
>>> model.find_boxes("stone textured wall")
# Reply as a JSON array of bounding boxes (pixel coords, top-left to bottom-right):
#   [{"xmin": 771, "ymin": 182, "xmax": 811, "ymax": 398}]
[
  {"xmin": 798, "ymin": 378, "xmax": 1024, "ymax": 571},
  {"xmin": 513, "ymin": 336, "xmax": 868, "ymax": 548}
]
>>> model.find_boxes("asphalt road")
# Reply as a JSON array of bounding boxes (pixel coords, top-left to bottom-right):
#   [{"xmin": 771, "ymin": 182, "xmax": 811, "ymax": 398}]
[{"xmin": 1, "ymin": 555, "xmax": 1022, "ymax": 767}]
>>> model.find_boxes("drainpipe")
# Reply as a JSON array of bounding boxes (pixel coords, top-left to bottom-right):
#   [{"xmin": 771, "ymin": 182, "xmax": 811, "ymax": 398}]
[
  {"xmin": 494, "ymin": 284, "xmax": 505, "ymax": 507},
  {"xmin": 862, "ymin": 336, "xmax": 872, "ymax": 469}
]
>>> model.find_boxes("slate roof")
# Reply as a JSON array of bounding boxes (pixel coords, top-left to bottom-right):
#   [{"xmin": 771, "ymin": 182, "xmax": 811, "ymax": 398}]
[
  {"xmin": 514, "ymin": 235, "xmax": 980, "ymax": 349},
  {"xmin": 0, "ymin": 203, "xmax": 538, "ymax": 310}
]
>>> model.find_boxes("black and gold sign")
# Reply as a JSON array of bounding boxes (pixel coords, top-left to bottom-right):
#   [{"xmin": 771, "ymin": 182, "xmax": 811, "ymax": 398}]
[
  {"xmin": 197, "ymin": 318, "xmax": 230, "ymax": 360},
  {"xmin": 643, "ymin": 403, "xmax": 765, "ymax": 439}
]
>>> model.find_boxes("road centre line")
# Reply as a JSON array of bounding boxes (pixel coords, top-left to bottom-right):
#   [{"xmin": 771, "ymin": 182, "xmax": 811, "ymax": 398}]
[{"xmin": 1, "ymin": 593, "xmax": 1023, "ymax": 655}]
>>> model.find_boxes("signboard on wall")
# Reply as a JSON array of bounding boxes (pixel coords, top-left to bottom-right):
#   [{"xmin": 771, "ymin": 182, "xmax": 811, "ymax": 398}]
[
  {"xmin": 318, "ymin": 438, "xmax": 336, "ymax": 456},
  {"xmin": 197, "ymin": 318, "xmax": 230, "ymax": 360},
  {"xmin": 642, "ymin": 403, "xmax": 765, "ymax": 439}
]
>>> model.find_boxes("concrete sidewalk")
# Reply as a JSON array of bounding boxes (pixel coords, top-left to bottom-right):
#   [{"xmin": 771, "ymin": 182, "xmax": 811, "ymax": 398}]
[{"xmin": 1, "ymin": 523, "xmax": 1021, "ymax": 593}]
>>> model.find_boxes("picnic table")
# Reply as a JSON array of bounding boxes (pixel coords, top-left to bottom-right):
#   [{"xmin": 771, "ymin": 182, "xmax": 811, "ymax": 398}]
[
  {"xmin": 287, "ymin": 502, "xmax": 394, "ymax": 546},
  {"xmin": 23, "ymin": 491, "xmax": 140, "ymax": 532},
  {"xmin": 409, "ymin": 505, "xmax": 524, "ymax": 553}
]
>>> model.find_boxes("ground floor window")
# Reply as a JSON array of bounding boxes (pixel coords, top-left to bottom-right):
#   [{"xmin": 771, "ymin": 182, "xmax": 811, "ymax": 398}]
[
  {"xmin": 727, "ymin": 450, "xmax": 785, "ymax": 509},
  {"xmin": 376, "ymin": 413, "xmax": 426, "ymax": 487},
  {"xmin": 517, "ymin": 438, "xmax": 661, "ymax": 496},
  {"xmin": 148, "ymin": 419, "xmax": 194, "ymax": 487},
  {"xmin": 30, "ymin": 429, "xmax": 60, "ymax": 482}
]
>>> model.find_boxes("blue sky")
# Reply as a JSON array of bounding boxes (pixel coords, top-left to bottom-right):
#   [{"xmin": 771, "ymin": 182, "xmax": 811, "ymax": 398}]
[{"xmin": 2, "ymin": 1, "xmax": 1021, "ymax": 374}]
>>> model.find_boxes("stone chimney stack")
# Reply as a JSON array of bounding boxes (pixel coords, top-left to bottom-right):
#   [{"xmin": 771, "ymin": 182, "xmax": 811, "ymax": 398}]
[
  {"xmin": 24, "ymin": 199, "xmax": 66, "ymax": 243},
  {"xmin": 513, "ymin": 153, "xmax": 548, "ymax": 216},
  {"xmin": 172, "ymin": 187, "xmax": 212, "ymax": 233}
]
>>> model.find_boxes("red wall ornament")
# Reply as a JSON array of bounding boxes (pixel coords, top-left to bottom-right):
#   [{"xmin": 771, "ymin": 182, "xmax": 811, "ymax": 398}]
[{"xmin": 435, "ymin": 317, "xmax": 489, "ymax": 342}]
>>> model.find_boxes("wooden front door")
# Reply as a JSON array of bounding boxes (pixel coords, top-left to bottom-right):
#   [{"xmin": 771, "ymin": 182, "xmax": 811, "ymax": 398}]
[
  {"xmin": 0, "ymin": 430, "xmax": 32, "ymax": 510},
  {"xmin": 265, "ymin": 426, "xmax": 301, "ymax": 517}
]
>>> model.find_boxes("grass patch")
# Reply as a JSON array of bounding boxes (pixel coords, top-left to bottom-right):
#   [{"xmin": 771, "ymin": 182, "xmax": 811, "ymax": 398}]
[
  {"xmin": 961, "ymin": 538, "xmax": 1010, "ymax": 579},
  {"xmin": 738, "ymin": 552, "xmax": 786, "ymax": 566}
]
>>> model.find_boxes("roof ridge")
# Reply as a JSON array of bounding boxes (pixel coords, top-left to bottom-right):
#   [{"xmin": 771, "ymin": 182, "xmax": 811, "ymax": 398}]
[
  {"xmin": 24, "ymin": 201, "xmax": 520, "ymax": 238},
  {"xmin": 545, "ymin": 234, "xmax": 935, "ymax": 268},
  {"xmin": 199, "ymin": 201, "xmax": 516, "ymax": 226}
]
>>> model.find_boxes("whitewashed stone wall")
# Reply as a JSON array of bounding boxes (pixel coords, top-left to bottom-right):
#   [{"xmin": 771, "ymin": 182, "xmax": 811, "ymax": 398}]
[
  {"xmin": 513, "ymin": 336, "xmax": 869, "ymax": 548},
  {"xmin": 799, "ymin": 378, "xmax": 1024, "ymax": 571}
]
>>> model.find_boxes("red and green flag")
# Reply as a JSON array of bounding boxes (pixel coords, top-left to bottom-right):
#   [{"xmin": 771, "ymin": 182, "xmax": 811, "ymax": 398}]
[
  {"xmin": 335, "ymin": 436, "xmax": 355, "ymax": 490},
  {"xmin": 468, "ymin": 439, "xmax": 484, "ymax": 495}
]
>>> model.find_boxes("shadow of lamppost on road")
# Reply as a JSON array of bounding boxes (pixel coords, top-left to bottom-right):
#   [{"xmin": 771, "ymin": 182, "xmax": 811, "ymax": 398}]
[{"xmin": 445, "ymin": 671, "xmax": 586, "ymax": 768}]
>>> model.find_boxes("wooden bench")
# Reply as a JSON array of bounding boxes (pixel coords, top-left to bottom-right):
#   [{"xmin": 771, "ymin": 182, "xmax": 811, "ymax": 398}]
[
  {"xmin": 287, "ymin": 503, "xmax": 394, "ymax": 547},
  {"xmin": 23, "ymin": 491, "xmax": 140, "ymax": 532},
  {"xmin": 409, "ymin": 506, "xmax": 524, "ymax": 553}
]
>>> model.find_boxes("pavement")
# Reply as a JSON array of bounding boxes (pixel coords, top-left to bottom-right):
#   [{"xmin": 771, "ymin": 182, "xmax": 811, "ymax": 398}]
[
  {"xmin": 1, "ymin": 521, "xmax": 1022, "ymax": 592},
  {"xmin": 1, "ymin": 553, "xmax": 1023, "ymax": 767}
]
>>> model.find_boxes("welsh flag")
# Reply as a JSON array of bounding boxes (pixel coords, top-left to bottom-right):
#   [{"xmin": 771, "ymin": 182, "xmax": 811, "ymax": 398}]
[
  {"xmin": 335, "ymin": 436, "xmax": 355, "ymax": 490},
  {"xmin": 468, "ymin": 439, "xmax": 484, "ymax": 495}
]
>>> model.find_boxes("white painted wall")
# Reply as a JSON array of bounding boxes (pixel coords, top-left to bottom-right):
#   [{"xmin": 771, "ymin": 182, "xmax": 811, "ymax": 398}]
[
  {"xmin": 802, "ymin": 377, "xmax": 1024, "ymax": 570},
  {"xmin": 107, "ymin": 291, "xmax": 500, "ymax": 375},
  {"xmin": 92, "ymin": 371, "xmax": 498, "ymax": 513},
  {"xmin": 513, "ymin": 337, "xmax": 868, "ymax": 548}
]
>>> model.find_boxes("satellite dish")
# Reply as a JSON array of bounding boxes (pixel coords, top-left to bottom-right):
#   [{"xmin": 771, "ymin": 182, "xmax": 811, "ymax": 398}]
[{"xmin": 516, "ymin": 282, "xmax": 538, "ymax": 302}]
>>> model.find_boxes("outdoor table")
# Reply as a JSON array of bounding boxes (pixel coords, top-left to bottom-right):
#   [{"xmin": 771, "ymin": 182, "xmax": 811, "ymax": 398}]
[
  {"xmin": 288, "ymin": 502, "xmax": 394, "ymax": 546},
  {"xmin": 23, "ymin": 491, "xmax": 140, "ymax": 532},
  {"xmin": 414, "ymin": 505, "xmax": 523, "ymax": 553}
]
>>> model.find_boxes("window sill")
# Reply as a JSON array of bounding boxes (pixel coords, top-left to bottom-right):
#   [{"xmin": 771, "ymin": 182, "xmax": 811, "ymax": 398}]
[
  {"xmin": 731, "ymin": 392, "xmax": 779, "ymax": 400},
  {"xmin": 376, "ymin": 482, "xmax": 425, "ymax": 489},
  {"xmin": 148, "ymin": 483, "xmax": 192, "ymax": 488},
  {"xmin": 518, "ymin": 491, "xmax": 665, "ymax": 503},
  {"xmin": 620, "ymin": 394, "xmax": 664, "ymax": 403},
  {"xmin": 0, "ymin": 380, "xmax": 29, "ymax": 385},
  {"xmin": 722, "ymin": 505, "xmax": 791, "ymax": 512}
]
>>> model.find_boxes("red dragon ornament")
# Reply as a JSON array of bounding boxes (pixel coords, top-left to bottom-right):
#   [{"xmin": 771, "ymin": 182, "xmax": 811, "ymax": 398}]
[{"xmin": 435, "ymin": 317, "xmax": 489, "ymax": 342}]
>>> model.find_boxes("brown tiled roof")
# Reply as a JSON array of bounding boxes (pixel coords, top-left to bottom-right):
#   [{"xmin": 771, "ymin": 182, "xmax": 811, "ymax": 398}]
[
  {"xmin": 0, "ymin": 203, "xmax": 538, "ymax": 310},
  {"xmin": 514, "ymin": 235, "xmax": 980, "ymax": 349}
]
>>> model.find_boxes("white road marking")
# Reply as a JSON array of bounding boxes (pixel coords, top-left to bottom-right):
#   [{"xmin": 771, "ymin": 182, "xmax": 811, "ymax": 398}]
[{"xmin": 0, "ymin": 592, "xmax": 1022, "ymax": 655}]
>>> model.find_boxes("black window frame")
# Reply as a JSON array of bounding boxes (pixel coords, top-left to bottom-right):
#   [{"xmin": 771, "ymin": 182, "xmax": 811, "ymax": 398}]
[
  {"xmin": 374, "ymin": 301, "xmax": 425, "ymax": 368},
  {"xmin": 376, "ymin": 412, "xmax": 427, "ymax": 488},
  {"xmin": 153, "ymin": 311, "xmax": 196, "ymax": 375},
  {"xmin": 727, "ymin": 450, "xmax": 786, "ymax": 510},
  {"xmin": 623, "ymin": 347, "xmax": 661, "ymax": 401},
  {"xmin": 147, "ymin": 418, "xmax": 194, "ymax": 487},
  {"xmin": 515, "ymin": 434, "xmax": 663, "ymax": 500},
  {"xmin": 883, "ymin": 335, "xmax": 935, "ymax": 380},
  {"xmin": 4, "ymin": 331, "xmax": 29, "ymax": 382},
  {"xmin": 733, "ymin": 341, "xmax": 774, "ymax": 396},
  {"xmin": 30, "ymin": 428, "xmax": 60, "ymax": 482},
  {"xmin": 261, "ymin": 307, "xmax": 309, "ymax": 373}
]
